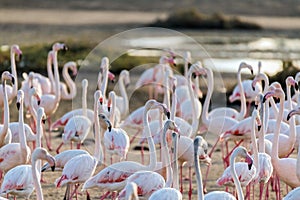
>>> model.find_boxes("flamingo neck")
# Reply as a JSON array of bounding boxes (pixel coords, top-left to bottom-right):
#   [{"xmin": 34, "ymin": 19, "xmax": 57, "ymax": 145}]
[
  {"xmin": 62, "ymin": 64, "xmax": 76, "ymax": 99},
  {"xmin": 119, "ymin": 73, "xmax": 129, "ymax": 115},
  {"xmin": 93, "ymin": 95, "xmax": 103, "ymax": 162},
  {"xmin": 194, "ymin": 143, "xmax": 204, "ymax": 200},
  {"xmin": 201, "ymin": 68, "xmax": 213, "ymax": 127},
  {"xmin": 32, "ymin": 155, "xmax": 44, "ymax": 200},
  {"xmin": 143, "ymin": 104, "xmax": 157, "ymax": 171},
  {"xmin": 163, "ymin": 72, "xmax": 171, "ymax": 109},
  {"xmin": 271, "ymin": 95, "xmax": 284, "ymax": 162},
  {"xmin": 0, "ymin": 80, "xmax": 9, "ymax": 146},
  {"xmin": 47, "ymin": 52, "xmax": 55, "ymax": 94},
  {"xmin": 109, "ymin": 92, "xmax": 116, "ymax": 127},
  {"xmin": 259, "ymin": 100, "xmax": 266, "ymax": 153},
  {"xmin": 172, "ymin": 133, "xmax": 179, "ymax": 190},
  {"xmin": 53, "ymin": 50, "xmax": 61, "ymax": 104},
  {"xmin": 36, "ymin": 113, "xmax": 43, "ymax": 172},
  {"xmin": 18, "ymin": 96, "xmax": 29, "ymax": 164},
  {"xmin": 82, "ymin": 83, "xmax": 88, "ymax": 117},
  {"xmin": 162, "ymin": 123, "xmax": 173, "ymax": 187},
  {"xmin": 287, "ymin": 84, "xmax": 296, "ymax": 148},
  {"xmin": 188, "ymin": 73, "xmax": 199, "ymax": 137},
  {"xmin": 101, "ymin": 67, "xmax": 109, "ymax": 102},
  {"xmin": 29, "ymin": 93, "xmax": 38, "ymax": 121},
  {"xmin": 230, "ymin": 151, "xmax": 244, "ymax": 200},
  {"xmin": 171, "ymin": 90, "xmax": 177, "ymax": 121},
  {"xmin": 237, "ymin": 68, "xmax": 247, "ymax": 120},
  {"xmin": 250, "ymin": 112, "xmax": 259, "ymax": 177},
  {"xmin": 10, "ymin": 49, "xmax": 18, "ymax": 98}
]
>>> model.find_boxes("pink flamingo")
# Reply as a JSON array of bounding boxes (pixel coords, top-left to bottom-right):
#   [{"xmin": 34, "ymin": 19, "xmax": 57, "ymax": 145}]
[
  {"xmin": 55, "ymin": 90, "xmax": 106, "ymax": 200},
  {"xmin": 115, "ymin": 69, "xmax": 130, "ymax": 119},
  {"xmin": 0, "ymin": 45, "xmax": 22, "ymax": 111},
  {"xmin": 104, "ymin": 91, "xmax": 129, "ymax": 164},
  {"xmin": 33, "ymin": 43, "xmax": 66, "ymax": 150},
  {"xmin": 82, "ymin": 100, "xmax": 170, "ymax": 199},
  {"xmin": 60, "ymin": 61, "xmax": 77, "ymax": 100},
  {"xmin": 55, "ymin": 79, "xmax": 92, "ymax": 154},
  {"xmin": 0, "ymin": 88, "xmax": 31, "ymax": 178},
  {"xmin": 118, "ymin": 120, "xmax": 180, "ymax": 199},
  {"xmin": 0, "ymin": 147, "xmax": 55, "ymax": 200},
  {"xmin": 135, "ymin": 55, "xmax": 175, "ymax": 99},
  {"xmin": 263, "ymin": 88, "xmax": 300, "ymax": 199}
]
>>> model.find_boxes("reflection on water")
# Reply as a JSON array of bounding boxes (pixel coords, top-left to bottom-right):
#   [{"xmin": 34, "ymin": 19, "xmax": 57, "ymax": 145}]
[{"xmin": 125, "ymin": 34, "xmax": 300, "ymax": 76}]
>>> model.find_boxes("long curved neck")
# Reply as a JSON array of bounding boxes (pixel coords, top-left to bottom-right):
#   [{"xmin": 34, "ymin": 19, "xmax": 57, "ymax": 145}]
[
  {"xmin": 101, "ymin": 67, "xmax": 109, "ymax": 102},
  {"xmin": 171, "ymin": 89, "xmax": 177, "ymax": 121},
  {"xmin": 162, "ymin": 124, "xmax": 173, "ymax": 187},
  {"xmin": 119, "ymin": 74, "xmax": 129, "ymax": 115},
  {"xmin": 287, "ymin": 84, "xmax": 296, "ymax": 149},
  {"xmin": 194, "ymin": 144, "xmax": 204, "ymax": 200},
  {"xmin": 110, "ymin": 93, "xmax": 116, "ymax": 127},
  {"xmin": 188, "ymin": 73, "xmax": 199, "ymax": 137},
  {"xmin": 144, "ymin": 105, "xmax": 157, "ymax": 170},
  {"xmin": 237, "ymin": 68, "xmax": 247, "ymax": 120},
  {"xmin": 62, "ymin": 65, "xmax": 76, "ymax": 98},
  {"xmin": 163, "ymin": 73, "xmax": 170, "ymax": 109},
  {"xmin": 19, "ymin": 97, "xmax": 29, "ymax": 164},
  {"xmin": 29, "ymin": 93, "xmax": 37, "ymax": 122},
  {"xmin": 272, "ymin": 95, "xmax": 284, "ymax": 163},
  {"xmin": 53, "ymin": 50, "xmax": 61, "ymax": 104},
  {"xmin": 82, "ymin": 83, "xmax": 88, "ymax": 117},
  {"xmin": 250, "ymin": 112, "xmax": 259, "ymax": 177},
  {"xmin": 201, "ymin": 68, "xmax": 213, "ymax": 127},
  {"xmin": 0, "ymin": 80, "xmax": 9, "ymax": 146},
  {"xmin": 10, "ymin": 49, "xmax": 18, "ymax": 98},
  {"xmin": 32, "ymin": 155, "xmax": 44, "ymax": 200},
  {"xmin": 36, "ymin": 113, "xmax": 43, "ymax": 172},
  {"xmin": 230, "ymin": 151, "xmax": 244, "ymax": 200},
  {"xmin": 259, "ymin": 101, "xmax": 266, "ymax": 153},
  {"xmin": 94, "ymin": 96, "xmax": 103, "ymax": 162},
  {"xmin": 172, "ymin": 133, "xmax": 179, "ymax": 190},
  {"xmin": 47, "ymin": 52, "xmax": 55, "ymax": 94}
]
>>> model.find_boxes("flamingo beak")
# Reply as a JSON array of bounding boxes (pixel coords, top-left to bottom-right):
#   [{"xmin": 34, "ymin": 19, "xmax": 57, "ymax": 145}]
[
  {"xmin": 16, "ymin": 102, "xmax": 20, "ymax": 110},
  {"xmin": 166, "ymin": 111, "xmax": 170, "ymax": 119},
  {"xmin": 42, "ymin": 119, "xmax": 46, "ymax": 124},
  {"xmin": 38, "ymin": 100, "xmax": 41, "ymax": 106},
  {"xmin": 63, "ymin": 44, "xmax": 68, "ymax": 51},
  {"xmin": 295, "ymin": 83, "xmax": 299, "ymax": 91},
  {"xmin": 11, "ymin": 76, "xmax": 15, "ymax": 85},
  {"xmin": 188, "ymin": 62, "xmax": 192, "ymax": 68},
  {"xmin": 245, "ymin": 155, "xmax": 253, "ymax": 170},
  {"xmin": 258, "ymin": 125, "xmax": 262, "ymax": 132}
]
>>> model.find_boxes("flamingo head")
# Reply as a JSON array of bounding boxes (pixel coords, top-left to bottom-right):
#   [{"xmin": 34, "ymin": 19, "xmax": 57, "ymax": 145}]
[
  {"xmin": 287, "ymin": 106, "xmax": 300, "ymax": 121},
  {"xmin": 108, "ymin": 71, "xmax": 115, "ymax": 83},
  {"xmin": 245, "ymin": 154, "xmax": 253, "ymax": 170},
  {"xmin": 263, "ymin": 88, "xmax": 284, "ymax": 103},
  {"xmin": 98, "ymin": 113, "xmax": 112, "ymax": 132},
  {"xmin": 286, "ymin": 76, "xmax": 299, "ymax": 91},
  {"xmin": 29, "ymin": 87, "xmax": 41, "ymax": 106},
  {"xmin": 239, "ymin": 62, "xmax": 253, "ymax": 75},
  {"xmin": 52, "ymin": 42, "xmax": 68, "ymax": 52},
  {"xmin": 1, "ymin": 71, "xmax": 15, "ymax": 85},
  {"xmin": 16, "ymin": 90, "xmax": 24, "ymax": 110},
  {"xmin": 11, "ymin": 44, "xmax": 22, "ymax": 61}
]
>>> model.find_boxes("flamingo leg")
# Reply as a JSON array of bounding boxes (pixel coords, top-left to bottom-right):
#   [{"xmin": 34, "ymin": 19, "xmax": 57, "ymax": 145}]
[
  {"xmin": 188, "ymin": 166, "xmax": 192, "ymax": 200},
  {"xmin": 56, "ymin": 142, "xmax": 64, "ymax": 154},
  {"xmin": 63, "ymin": 184, "xmax": 71, "ymax": 200},
  {"xmin": 259, "ymin": 182, "xmax": 264, "ymax": 200},
  {"xmin": 100, "ymin": 191, "xmax": 111, "ymax": 200},
  {"xmin": 77, "ymin": 142, "xmax": 81, "ymax": 149},
  {"xmin": 69, "ymin": 183, "xmax": 80, "ymax": 200},
  {"xmin": 86, "ymin": 190, "xmax": 91, "ymax": 200},
  {"xmin": 46, "ymin": 117, "xmax": 53, "ymax": 151},
  {"xmin": 129, "ymin": 129, "xmax": 141, "ymax": 144},
  {"xmin": 223, "ymin": 139, "xmax": 244, "ymax": 167},
  {"xmin": 180, "ymin": 165, "xmax": 183, "ymax": 193}
]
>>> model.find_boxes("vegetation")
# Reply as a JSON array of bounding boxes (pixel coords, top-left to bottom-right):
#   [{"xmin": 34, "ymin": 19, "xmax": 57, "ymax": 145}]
[{"xmin": 150, "ymin": 8, "xmax": 262, "ymax": 30}]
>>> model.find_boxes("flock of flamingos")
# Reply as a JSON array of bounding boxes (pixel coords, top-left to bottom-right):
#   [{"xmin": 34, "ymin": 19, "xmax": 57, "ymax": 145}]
[{"xmin": 0, "ymin": 42, "xmax": 300, "ymax": 200}]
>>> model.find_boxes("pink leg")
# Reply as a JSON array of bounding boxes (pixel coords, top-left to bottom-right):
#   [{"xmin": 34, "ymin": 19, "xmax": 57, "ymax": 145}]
[
  {"xmin": 180, "ymin": 165, "xmax": 183, "ymax": 193},
  {"xmin": 188, "ymin": 166, "xmax": 192, "ymax": 200},
  {"xmin": 100, "ymin": 191, "xmax": 111, "ymax": 200},
  {"xmin": 223, "ymin": 139, "xmax": 244, "ymax": 167},
  {"xmin": 259, "ymin": 182, "xmax": 264, "ymax": 200},
  {"xmin": 44, "ymin": 117, "xmax": 52, "ymax": 151},
  {"xmin": 56, "ymin": 142, "xmax": 64, "ymax": 154},
  {"xmin": 129, "ymin": 129, "xmax": 141, "ymax": 144},
  {"xmin": 77, "ymin": 142, "xmax": 81, "ymax": 149}
]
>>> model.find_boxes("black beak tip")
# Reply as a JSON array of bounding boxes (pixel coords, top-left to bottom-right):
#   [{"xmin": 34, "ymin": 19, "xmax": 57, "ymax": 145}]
[
  {"xmin": 166, "ymin": 111, "xmax": 170, "ymax": 119},
  {"xmin": 42, "ymin": 119, "xmax": 46, "ymax": 124},
  {"xmin": 108, "ymin": 126, "xmax": 112, "ymax": 132},
  {"xmin": 251, "ymin": 69, "xmax": 254, "ymax": 75},
  {"xmin": 295, "ymin": 83, "xmax": 299, "ymax": 91},
  {"xmin": 287, "ymin": 114, "xmax": 291, "ymax": 121},
  {"xmin": 108, "ymin": 107, "xmax": 111, "ymax": 112},
  {"xmin": 19, "ymin": 54, "xmax": 23, "ymax": 61},
  {"xmin": 38, "ymin": 100, "xmax": 41, "ymax": 106},
  {"xmin": 11, "ymin": 77, "xmax": 15, "ymax": 85},
  {"xmin": 16, "ymin": 102, "xmax": 20, "ymax": 110},
  {"xmin": 193, "ymin": 74, "xmax": 197, "ymax": 79},
  {"xmin": 252, "ymin": 86, "xmax": 255, "ymax": 91},
  {"xmin": 63, "ymin": 45, "xmax": 68, "ymax": 51},
  {"xmin": 248, "ymin": 163, "xmax": 252, "ymax": 170},
  {"xmin": 188, "ymin": 63, "xmax": 192, "ymax": 68},
  {"xmin": 51, "ymin": 165, "xmax": 55, "ymax": 172},
  {"xmin": 258, "ymin": 125, "xmax": 262, "ymax": 132},
  {"xmin": 254, "ymin": 104, "xmax": 258, "ymax": 109},
  {"xmin": 262, "ymin": 97, "xmax": 267, "ymax": 103}
]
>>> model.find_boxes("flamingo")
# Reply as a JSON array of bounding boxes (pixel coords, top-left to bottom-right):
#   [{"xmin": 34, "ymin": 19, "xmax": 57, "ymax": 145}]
[
  {"xmin": 55, "ymin": 90, "xmax": 107, "ymax": 200},
  {"xmin": 0, "ymin": 71, "xmax": 13, "ymax": 147},
  {"xmin": 60, "ymin": 61, "xmax": 77, "ymax": 100},
  {"xmin": 249, "ymin": 108, "xmax": 273, "ymax": 200},
  {"xmin": 262, "ymin": 88, "xmax": 300, "ymax": 199},
  {"xmin": 32, "ymin": 42, "xmax": 67, "ymax": 150},
  {"xmin": 148, "ymin": 123, "xmax": 182, "ymax": 200},
  {"xmin": 0, "ymin": 45, "xmax": 22, "ymax": 110},
  {"xmin": 81, "ymin": 100, "xmax": 170, "ymax": 198},
  {"xmin": 0, "ymin": 89, "xmax": 31, "ymax": 178},
  {"xmin": 42, "ymin": 91, "xmax": 104, "ymax": 172},
  {"xmin": 264, "ymin": 77, "xmax": 297, "ymax": 158},
  {"xmin": 119, "ymin": 120, "xmax": 180, "ymax": 199},
  {"xmin": 194, "ymin": 137, "xmax": 234, "ymax": 200},
  {"xmin": 135, "ymin": 55, "xmax": 175, "ymax": 99},
  {"xmin": 55, "ymin": 79, "xmax": 92, "ymax": 154},
  {"xmin": 115, "ymin": 69, "xmax": 130, "ymax": 119},
  {"xmin": 104, "ymin": 91, "xmax": 129, "ymax": 164},
  {"xmin": 0, "ymin": 108, "xmax": 50, "ymax": 199}
]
